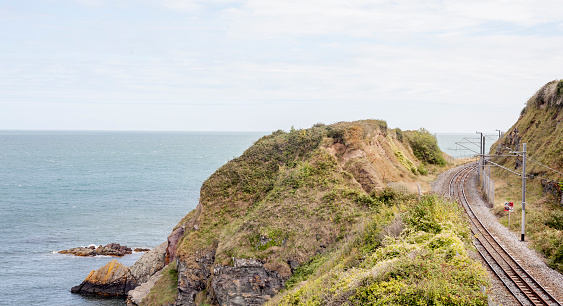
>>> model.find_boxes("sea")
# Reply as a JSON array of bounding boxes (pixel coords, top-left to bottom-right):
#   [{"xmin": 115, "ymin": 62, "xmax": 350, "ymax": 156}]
[
  {"xmin": 435, "ymin": 133, "xmax": 497, "ymax": 159},
  {"xmin": 0, "ymin": 131, "xmax": 494, "ymax": 305},
  {"xmin": 0, "ymin": 131, "xmax": 265, "ymax": 306}
]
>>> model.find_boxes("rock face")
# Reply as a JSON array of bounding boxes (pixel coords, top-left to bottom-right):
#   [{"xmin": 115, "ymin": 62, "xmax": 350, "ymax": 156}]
[
  {"xmin": 175, "ymin": 250, "xmax": 215, "ymax": 305},
  {"xmin": 166, "ymin": 226, "xmax": 185, "ymax": 265},
  {"xmin": 60, "ymin": 243, "xmax": 133, "ymax": 257},
  {"xmin": 130, "ymin": 242, "xmax": 167, "ymax": 284},
  {"xmin": 71, "ymin": 259, "xmax": 137, "ymax": 296},
  {"xmin": 126, "ymin": 270, "xmax": 163, "ymax": 306},
  {"xmin": 211, "ymin": 258, "xmax": 284, "ymax": 306}
]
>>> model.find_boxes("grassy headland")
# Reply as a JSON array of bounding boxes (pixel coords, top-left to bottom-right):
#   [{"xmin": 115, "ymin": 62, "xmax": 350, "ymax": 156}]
[{"xmin": 145, "ymin": 119, "xmax": 488, "ymax": 304}]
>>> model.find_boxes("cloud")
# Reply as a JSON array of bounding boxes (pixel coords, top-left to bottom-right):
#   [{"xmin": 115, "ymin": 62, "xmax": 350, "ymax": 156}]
[{"xmin": 2, "ymin": 0, "xmax": 563, "ymax": 131}]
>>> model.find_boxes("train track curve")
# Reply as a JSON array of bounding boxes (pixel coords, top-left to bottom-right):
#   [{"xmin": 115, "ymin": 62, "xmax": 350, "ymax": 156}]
[{"xmin": 449, "ymin": 164, "xmax": 561, "ymax": 306}]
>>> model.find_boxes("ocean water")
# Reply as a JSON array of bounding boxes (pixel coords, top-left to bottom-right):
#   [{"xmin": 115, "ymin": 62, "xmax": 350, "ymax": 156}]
[
  {"xmin": 435, "ymin": 133, "xmax": 498, "ymax": 159},
  {"xmin": 0, "ymin": 131, "xmax": 492, "ymax": 305},
  {"xmin": 0, "ymin": 131, "xmax": 265, "ymax": 306}
]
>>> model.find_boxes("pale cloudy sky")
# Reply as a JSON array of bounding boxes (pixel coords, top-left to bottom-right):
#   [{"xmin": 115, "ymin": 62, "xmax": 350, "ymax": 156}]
[{"xmin": 1, "ymin": 0, "xmax": 562, "ymax": 132}]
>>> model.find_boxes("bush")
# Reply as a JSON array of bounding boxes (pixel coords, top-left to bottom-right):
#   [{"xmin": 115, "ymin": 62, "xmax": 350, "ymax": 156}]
[
  {"xmin": 284, "ymin": 255, "xmax": 327, "ymax": 289},
  {"xmin": 545, "ymin": 210, "xmax": 563, "ymax": 230},
  {"xmin": 407, "ymin": 128, "xmax": 446, "ymax": 166},
  {"xmin": 395, "ymin": 128, "xmax": 403, "ymax": 143},
  {"xmin": 417, "ymin": 163, "xmax": 428, "ymax": 175}
]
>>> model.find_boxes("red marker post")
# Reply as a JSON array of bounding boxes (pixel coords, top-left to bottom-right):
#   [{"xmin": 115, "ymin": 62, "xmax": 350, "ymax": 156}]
[{"xmin": 504, "ymin": 202, "xmax": 514, "ymax": 229}]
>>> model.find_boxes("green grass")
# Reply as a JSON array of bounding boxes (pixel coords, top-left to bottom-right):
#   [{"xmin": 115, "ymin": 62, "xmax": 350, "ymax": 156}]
[
  {"xmin": 140, "ymin": 261, "xmax": 178, "ymax": 306},
  {"xmin": 267, "ymin": 195, "xmax": 489, "ymax": 305}
]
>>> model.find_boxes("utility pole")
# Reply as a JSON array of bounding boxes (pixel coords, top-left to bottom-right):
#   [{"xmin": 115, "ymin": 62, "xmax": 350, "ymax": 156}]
[
  {"xmin": 509, "ymin": 143, "xmax": 528, "ymax": 242},
  {"xmin": 481, "ymin": 134, "xmax": 486, "ymax": 186},
  {"xmin": 476, "ymin": 132, "xmax": 483, "ymax": 181},
  {"xmin": 521, "ymin": 143, "xmax": 527, "ymax": 241}
]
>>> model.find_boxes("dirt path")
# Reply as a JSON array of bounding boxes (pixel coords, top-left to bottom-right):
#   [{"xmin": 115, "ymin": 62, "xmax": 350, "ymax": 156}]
[{"xmin": 432, "ymin": 165, "xmax": 563, "ymax": 305}]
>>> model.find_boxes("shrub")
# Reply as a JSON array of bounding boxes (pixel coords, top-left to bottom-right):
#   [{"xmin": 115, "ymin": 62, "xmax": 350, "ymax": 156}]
[
  {"xmin": 284, "ymin": 255, "xmax": 327, "ymax": 289},
  {"xmin": 395, "ymin": 128, "xmax": 403, "ymax": 143},
  {"xmin": 545, "ymin": 210, "xmax": 563, "ymax": 230},
  {"xmin": 407, "ymin": 128, "xmax": 446, "ymax": 166},
  {"xmin": 371, "ymin": 187, "xmax": 407, "ymax": 206},
  {"xmin": 417, "ymin": 163, "xmax": 428, "ymax": 175}
]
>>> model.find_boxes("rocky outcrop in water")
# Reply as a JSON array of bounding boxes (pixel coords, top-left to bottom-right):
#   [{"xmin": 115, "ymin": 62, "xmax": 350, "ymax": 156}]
[
  {"xmin": 72, "ymin": 242, "xmax": 167, "ymax": 298},
  {"xmin": 59, "ymin": 243, "xmax": 133, "ymax": 257},
  {"xmin": 71, "ymin": 259, "xmax": 137, "ymax": 296}
]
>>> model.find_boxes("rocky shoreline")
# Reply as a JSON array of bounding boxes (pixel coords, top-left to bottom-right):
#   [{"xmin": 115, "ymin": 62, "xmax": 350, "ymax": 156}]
[{"xmin": 70, "ymin": 242, "xmax": 167, "ymax": 300}]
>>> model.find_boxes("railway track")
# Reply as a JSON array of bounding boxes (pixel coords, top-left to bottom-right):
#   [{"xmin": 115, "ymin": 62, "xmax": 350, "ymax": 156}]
[{"xmin": 449, "ymin": 164, "xmax": 561, "ymax": 306}]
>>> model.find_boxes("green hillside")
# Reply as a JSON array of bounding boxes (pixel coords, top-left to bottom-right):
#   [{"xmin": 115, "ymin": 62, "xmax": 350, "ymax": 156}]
[
  {"xmin": 491, "ymin": 79, "xmax": 563, "ymax": 272},
  {"xmin": 143, "ymin": 120, "xmax": 488, "ymax": 305}
]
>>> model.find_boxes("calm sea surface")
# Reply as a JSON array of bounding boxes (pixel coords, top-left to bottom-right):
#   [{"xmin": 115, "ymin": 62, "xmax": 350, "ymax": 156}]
[
  {"xmin": 0, "ymin": 131, "xmax": 265, "ymax": 306},
  {"xmin": 0, "ymin": 131, "xmax": 492, "ymax": 305},
  {"xmin": 435, "ymin": 133, "xmax": 497, "ymax": 159}
]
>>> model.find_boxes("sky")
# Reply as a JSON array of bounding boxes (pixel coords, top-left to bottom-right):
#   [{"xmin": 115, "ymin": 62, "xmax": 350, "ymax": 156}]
[{"xmin": 1, "ymin": 0, "xmax": 563, "ymax": 133}]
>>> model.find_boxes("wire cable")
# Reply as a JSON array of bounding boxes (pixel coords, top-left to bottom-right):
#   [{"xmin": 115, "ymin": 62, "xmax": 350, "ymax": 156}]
[{"xmin": 527, "ymin": 156, "xmax": 563, "ymax": 177}]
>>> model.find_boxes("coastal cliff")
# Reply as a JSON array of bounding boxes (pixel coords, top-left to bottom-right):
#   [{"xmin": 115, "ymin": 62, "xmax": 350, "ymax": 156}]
[
  {"xmin": 169, "ymin": 120, "xmax": 424, "ymax": 304},
  {"xmin": 76, "ymin": 119, "xmax": 489, "ymax": 305},
  {"xmin": 138, "ymin": 120, "xmax": 487, "ymax": 305}
]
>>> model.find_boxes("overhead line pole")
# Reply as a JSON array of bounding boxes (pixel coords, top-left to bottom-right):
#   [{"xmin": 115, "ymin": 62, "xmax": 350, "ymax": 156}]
[
  {"xmin": 521, "ymin": 143, "xmax": 527, "ymax": 241},
  {"xmin": 477, "ymin": 132, "xmax": 483, "ymax": 181}
]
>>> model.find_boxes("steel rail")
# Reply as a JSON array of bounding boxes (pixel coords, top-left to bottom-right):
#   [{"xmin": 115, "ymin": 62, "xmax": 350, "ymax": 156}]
[{"xmin": 448, "ymin": 164, "xmax": 561, "ymax": 306}]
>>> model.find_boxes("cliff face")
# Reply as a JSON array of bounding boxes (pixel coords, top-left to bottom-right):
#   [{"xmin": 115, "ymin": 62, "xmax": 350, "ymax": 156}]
[
  {"xmin": 494, "ymin": 80, "xmax": 563, "ymax": 175},
  {"xmin": 491, "ymin": 80, "xmax": 563, "ymax": 273},
  {"xmin": 153, "ymin": 120, "xmax": 443, "ymax": 305}
]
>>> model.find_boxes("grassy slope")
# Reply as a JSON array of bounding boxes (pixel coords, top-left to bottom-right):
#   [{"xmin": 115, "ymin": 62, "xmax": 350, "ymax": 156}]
[
  {"xmin": 267, "ymin": 195, "xmax": 489, "ymax": 306},
  {"xmin": 175, "ymin": 120, "xmax": 425, "ymax": 271},
  {"xmin": 490, "ymin": 79, "xmax": 563, "ymax": 272},
  {"xmin": 140, "ymin": 262, "xmax": 179, "ymax": 306},
  {"xmin": 147, "ymin": 119, "xmax": 487, "ymax": 304}
]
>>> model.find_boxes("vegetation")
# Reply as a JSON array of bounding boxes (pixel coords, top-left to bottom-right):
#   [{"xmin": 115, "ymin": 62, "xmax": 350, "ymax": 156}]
[
  {"xmin": 489, "ymin": 170, "xmax": 563, "ymax": 272},
  {"xmin": 175, "ymin": 120, "xmax": 434, "ymax": 262},
  {"xmin": 162, "ymin": 119, "xmax": 448, "ymax": 304},
  {"xmin": 491, "ymin": 79, "xmax": 563, "ymax": 273},
  {"xmin": 268, "ymin": 195, "xmax": 489, "ymax": 305},
  {"xmin": 557, "ymin": 80, "xmax": 563, "ymax": 97},
  {"xmin": 405, "ymin": 128, "xmax": 446, "ymax": 166},
  {"xmin": 140, "ymin": 262, "xmax": 178, "ymax": 306}
]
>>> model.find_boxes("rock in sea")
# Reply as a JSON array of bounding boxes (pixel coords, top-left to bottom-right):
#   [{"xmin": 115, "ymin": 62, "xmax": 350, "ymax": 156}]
[
  {"xmin": 71, "ymin": 259, "xmax": 138, "ymax": 296},
  {"xmin": 71, "ymin": 242, "xmax": 167, "ymax": 299},
  {"xmin": 59, "ymin": 243, "xmax": 133, "ymax": 257}
]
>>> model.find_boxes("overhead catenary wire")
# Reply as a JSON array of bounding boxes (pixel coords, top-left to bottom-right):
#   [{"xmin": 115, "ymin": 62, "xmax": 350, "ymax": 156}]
[
  {"xmin": 527, "ymin": 155, "xmax": 563, "ymax": 178},
  {"xmin": 486, "ymin": 160, "xmax": 522, "ymax": 177}
]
